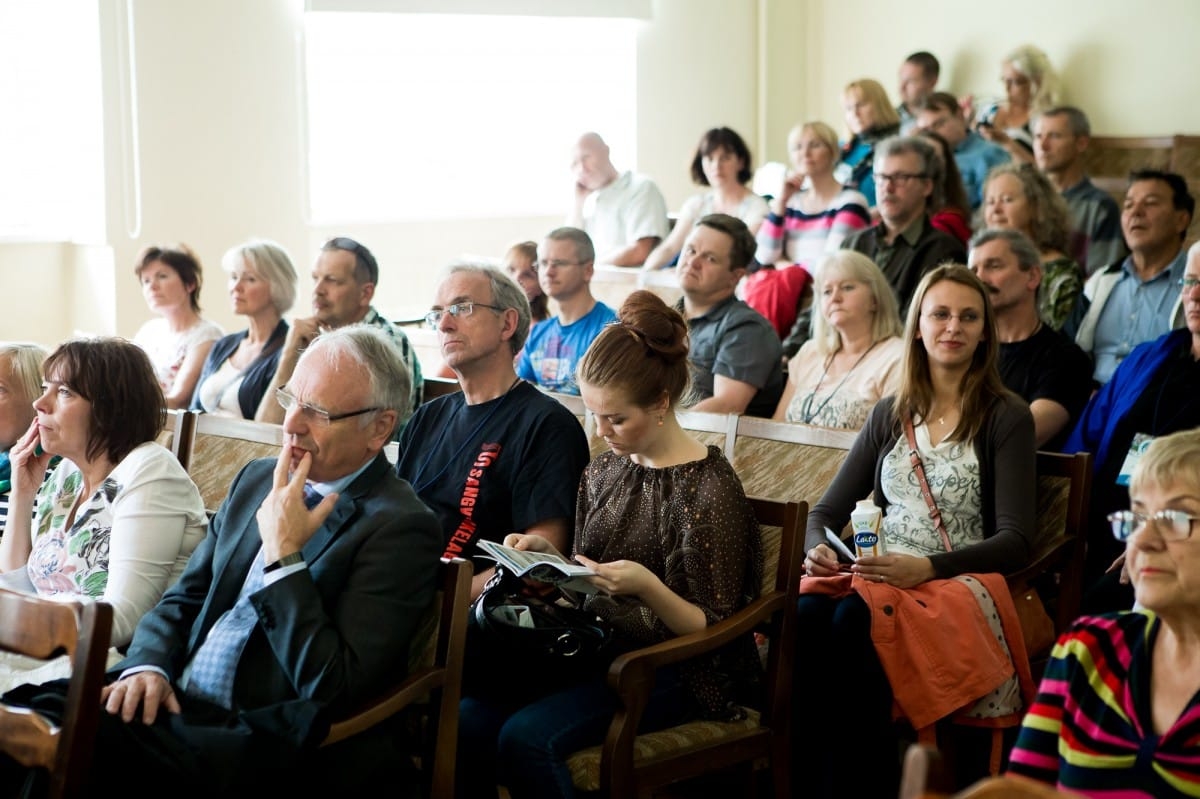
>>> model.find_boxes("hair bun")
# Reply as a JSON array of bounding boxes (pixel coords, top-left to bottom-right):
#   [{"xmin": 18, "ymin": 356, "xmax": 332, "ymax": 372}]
[{"xmin": 618, "ymin": 290, "xmax": 689, "ymax": 365}]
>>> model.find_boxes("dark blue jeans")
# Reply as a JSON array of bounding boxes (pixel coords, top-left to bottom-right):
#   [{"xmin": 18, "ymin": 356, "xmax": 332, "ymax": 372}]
[{"xmin": 456, "ymin": 665, "xmax": 688, "ymax": 799}]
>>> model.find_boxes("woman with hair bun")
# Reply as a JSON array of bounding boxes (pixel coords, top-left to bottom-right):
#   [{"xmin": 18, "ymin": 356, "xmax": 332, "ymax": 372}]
[{"xmin": 457, "ymin": 290, "xmax": 764, "ymax": 799}]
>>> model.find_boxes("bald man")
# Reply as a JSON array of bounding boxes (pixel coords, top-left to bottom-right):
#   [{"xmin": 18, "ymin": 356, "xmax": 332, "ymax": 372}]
[{"xmin": 567, "ymin": 132, "xmax": 669, "ymax": 267}]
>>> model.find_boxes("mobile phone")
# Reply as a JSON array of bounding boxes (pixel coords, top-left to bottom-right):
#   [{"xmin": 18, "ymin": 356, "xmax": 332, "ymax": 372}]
[{"xmin": 824, "ymin": 527, "xmax": 857, "ymax": 563}]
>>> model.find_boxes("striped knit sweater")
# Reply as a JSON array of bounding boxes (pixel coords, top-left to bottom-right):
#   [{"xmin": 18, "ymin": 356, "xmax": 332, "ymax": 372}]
[
  {"xmin": 1007, "ymin": 611, "xmax": 1200, "ymax": 797},
  {"xmin": 754, "ymin": 188, "xmax": 870, "ymax": 270}
]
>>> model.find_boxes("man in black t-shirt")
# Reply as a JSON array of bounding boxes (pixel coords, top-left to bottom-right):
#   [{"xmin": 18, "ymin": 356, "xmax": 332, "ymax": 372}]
[
  {"xmin": 395, "ymin": 261, "xmax": 589, "ymax": 600},
  {"xmin": 969, "ymin": 228, "xmax": 1094, "ymax": 450}
]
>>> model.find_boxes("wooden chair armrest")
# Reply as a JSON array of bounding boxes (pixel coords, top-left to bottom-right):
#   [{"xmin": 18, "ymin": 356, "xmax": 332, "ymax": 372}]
[{"xmin": 322, "ymin": 666, "xmax": 445, "ymax": 746}]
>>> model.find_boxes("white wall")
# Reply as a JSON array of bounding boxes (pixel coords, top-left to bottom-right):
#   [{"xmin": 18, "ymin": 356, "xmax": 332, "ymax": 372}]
[{"xmin": 2, "ymin": 0, "xmax": 1198, "ymax": 347}]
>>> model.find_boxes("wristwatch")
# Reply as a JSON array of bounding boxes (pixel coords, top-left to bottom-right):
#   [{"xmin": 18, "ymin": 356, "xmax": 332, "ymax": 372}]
[{"xmin": 263, "ymin": 552, "xmax": 305, "ymax": 573}]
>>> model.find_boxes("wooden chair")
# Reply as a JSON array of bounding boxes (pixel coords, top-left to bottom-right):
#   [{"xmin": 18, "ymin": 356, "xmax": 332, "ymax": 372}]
[
  {"xmin": 675, "ymin": 409, "xmax": 739, "ymax": 461},
  {"xmin": 0, "ymin": 589, "xmax": 114, "ymax": 799},
  {"xmin": 1079, "ymin": 135, "xmax": 1175, "ymax": 206},
  {"xmin": 731, "ymin": 416, "xmax": 857, "ymax": 508},
  {"xmin": 186, "ymin": 414, "xmax": 284, "ymax": 513},
  {"xmin": 565, "ymin": 497, "xmax": 806, "ymax": 799},
  {"xmin": 322, "ymin": 557, "xmax": 473, "ymax": 799},
  {"xmin": 158, "ymin": 408, "xmax": 197, "ymax": 470},
  {"xmin": 422, "ymin": 376, "xmax": 462, "ymax": 403},
  {"xmin": 900, "ymin": 743, "xmax": 1073, "ymax": 799}
]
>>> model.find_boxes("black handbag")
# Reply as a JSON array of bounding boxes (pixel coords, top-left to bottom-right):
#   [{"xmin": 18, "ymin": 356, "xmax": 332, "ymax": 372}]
[{"xmin": 469, "ymin": 564, "xmax": 613, "ymax": 660}]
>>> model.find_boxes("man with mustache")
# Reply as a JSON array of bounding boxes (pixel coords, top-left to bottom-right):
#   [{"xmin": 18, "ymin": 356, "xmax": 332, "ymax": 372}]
[
  {"xmin": 968, "ymin": 228, "xmax": 1093, "ymax": 449},
  {"xmin": 840, "ymin": 136, "xmax": 966, "ymax": 315}
]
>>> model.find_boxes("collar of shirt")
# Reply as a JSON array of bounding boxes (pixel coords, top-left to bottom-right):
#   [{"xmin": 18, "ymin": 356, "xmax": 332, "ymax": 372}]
[{"xmin": 307, "ymin": 456, "xmax": 375, "ymax": 500}]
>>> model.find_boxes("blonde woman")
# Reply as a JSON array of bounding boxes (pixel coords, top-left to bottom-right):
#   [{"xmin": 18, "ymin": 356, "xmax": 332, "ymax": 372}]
[
  {"xmin": 977, "ymin": 44, "xmax": 1059, "ymax": 164},
  {"xmin": 836, "ymin": 78, "xmax": 902, "ymax": 210}
]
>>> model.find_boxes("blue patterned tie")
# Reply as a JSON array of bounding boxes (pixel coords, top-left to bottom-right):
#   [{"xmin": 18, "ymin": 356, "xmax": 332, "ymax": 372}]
[{"xmin": 183, "ymin": 484, "xmax": 324, "ymax": 707}]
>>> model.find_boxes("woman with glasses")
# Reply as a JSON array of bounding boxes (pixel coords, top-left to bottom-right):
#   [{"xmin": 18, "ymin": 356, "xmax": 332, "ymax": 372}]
[
  {"xmin": 796, "ymin": 264, "xmax": 1037, "ymax": 797},
  {"xmin": 190, "ymin": 239, "xmax": 299, "ymax": 419},
  {"xmin": 643, "ymin": 126, "xmax": 769, "ymax": 271},
  {"xmin": 131, "ymin": 244, "xmax": 224, "ymax": 409},
  {"xmin": 772, "ymin": 251, "xmax": 903, "ymax": 430},
  {"xmin": 1062, "ymin": 248, "xmax": 1200, "ymax": 614},
  {"xmin": 1008, "ymin": 428, "xmax": 1200, "ymax": 796},
  {"xmin": 0, "ymin": 338, "xmax": 206, "ymax": 692},
  {"xmin": 973, "ymin": 44, "xmax": 1059, "ymax": 166}
]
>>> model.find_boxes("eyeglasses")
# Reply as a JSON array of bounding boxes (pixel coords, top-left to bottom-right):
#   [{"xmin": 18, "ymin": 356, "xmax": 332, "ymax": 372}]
[
  {"xmin": 424, "ymin": 301, "xmax": 505, "ymax": 328},
  {"xmin": 275, "ymin": 387, "xmax": 379, "ymax": 426},
  {"xmin": 1179, "ymin": 276, "xmax": 1200, "ymax": 291},
  {"xmin": 323, "ymin": 236, "xmax": 379, "ymax": 280},
  {"xmin": 873, "ymin": 172, "xmax": 928, "ymax": 187},
  {"xmin": 536, "ymin": 259, "xmax": 586, "ymax": 270},
  {"xmin": 1107, "ymin": 509, "xmax": 1200, "ymax": 542},
  {"xmin": 923, "ymin": 309, "xmax": 982, "ymax": 324}
]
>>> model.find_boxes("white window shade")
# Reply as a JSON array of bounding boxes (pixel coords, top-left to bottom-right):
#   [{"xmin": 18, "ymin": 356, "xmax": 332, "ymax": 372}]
[
  {"xmin": 305, "ymin": 0, "xmax": 651, "ymax": 19},
  {"xmin": 304, "ymin": 12, "xmax": 640, "ymax": 224}
]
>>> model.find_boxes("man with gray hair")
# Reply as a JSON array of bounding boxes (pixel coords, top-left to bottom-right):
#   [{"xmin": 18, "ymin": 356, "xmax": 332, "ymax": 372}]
[
  {"xmin": 1034, "ymin": 106, "xmax": 1127, "ymax": 275},
  {"xmin": 841, "ymin": 135, "xmax": 966, "ymax": 312},
  {"xmin": 969, "ymin": 228, "xmax": 1093, "ymax": 449},
  {"xmin": 1, "ymin": 325, "xmax": 443, "ymax": 796},
  {"xmin": 395, "ymin": 262, "xmax": 589, "ymax": 600}
]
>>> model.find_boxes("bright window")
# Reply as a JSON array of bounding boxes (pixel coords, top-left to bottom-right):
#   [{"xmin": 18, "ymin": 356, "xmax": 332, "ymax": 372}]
[
  {"xmin": 303, "ymin": 12, "xmax": 639, "ymax": 224},
  {"xmin": 0, "ymin": 1, "xmax": 105, "ymax": 242}
]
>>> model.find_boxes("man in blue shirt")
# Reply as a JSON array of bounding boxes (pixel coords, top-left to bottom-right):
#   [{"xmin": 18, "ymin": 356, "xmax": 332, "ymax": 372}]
[
  {"xmin": 517, "ymin": 227, "xmax": 616, "ymax": 395},
  {"xmin": 1074, "ymin": 170, "xmax": 1194, "ymax": 383},
  {"xmin": 916, "ymin": 91, "xmax": 1010, "ymax": 210}
]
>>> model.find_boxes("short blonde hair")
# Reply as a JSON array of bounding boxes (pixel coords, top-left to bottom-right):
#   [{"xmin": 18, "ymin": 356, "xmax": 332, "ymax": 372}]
[
  {"xmin": 0, "ymin": 342, "xmax": 48, "ymax": 405},
  {"xmin": 1130, "ymin": 429, "xmax": 1200, "ymax": 499},
  {"xmin": 809, "ymin": 252, "xmax": 903, "ymax": 357}
]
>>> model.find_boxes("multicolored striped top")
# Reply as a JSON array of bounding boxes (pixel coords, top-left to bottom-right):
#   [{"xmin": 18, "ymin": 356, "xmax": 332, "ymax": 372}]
[
  {"xmin": 754, "ymin": 188, "xmax": 870, "ymax": 271},
  {"xmin": 1007, "ymin": 611, "xmax": 1200, "ymax": 797}
]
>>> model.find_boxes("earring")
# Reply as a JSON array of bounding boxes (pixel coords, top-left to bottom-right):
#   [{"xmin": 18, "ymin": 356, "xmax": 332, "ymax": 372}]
[{"xmin": 657, "ymin": 415, "xmax": 664, "ymax": 427}]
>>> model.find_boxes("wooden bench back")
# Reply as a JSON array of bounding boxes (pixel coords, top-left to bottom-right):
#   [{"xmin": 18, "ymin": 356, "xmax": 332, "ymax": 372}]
[
  {"xmin": 731, "ymin": 417, "xmax": 857, "ymax": 509},
  {"xmin": 187, "ymin": 414, "xmax": 284, "ymax": 513}
]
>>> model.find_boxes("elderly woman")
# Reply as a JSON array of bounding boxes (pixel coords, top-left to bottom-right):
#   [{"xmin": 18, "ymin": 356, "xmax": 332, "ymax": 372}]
[
  {"xmin": 976, "ymin": 44, "xmax": 1059, "ymax": 164},
  {"xmin": 643, "ymin": 127, "xmax": 769, "ymax": 271},
  {"xmin": 132, "ymin": 244, "xmax": 224, "ymax": 408},
  {"xmin": 1062, "ymin": 247, "xmax": 1200, "ymax": 614},
  {"xmin": 0, "ymin": 342, "xmax": 48, "ymax": 538},
  {"xmin": 982, "ymin": 162, "xmax": 1085, "ymax": 331},
  {"xmin": 190, "ymin": 239, "xmax": 298, "ymax": 419},
  {"xmin": 1008, "ymin": 428, "xmax": 1200, "ymax": 796},
  {"xmin": 0, "ymin": 338, "xmax": 207, "ymax": 690},
  {"xmin": 772, "ymin": 251, "xmax": 903, "ymax": 430}
]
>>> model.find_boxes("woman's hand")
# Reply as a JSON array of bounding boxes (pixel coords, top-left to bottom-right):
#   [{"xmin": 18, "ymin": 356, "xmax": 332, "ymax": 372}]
[
  {"xmin": 575, "ymin": 554, "xmax": 658, "ymax": 597},
  {"xmin": 771, "ymin": 172, "xmax": 807, "ymax": 215},
  {"xmin": 852, "ymin": 553, "xmax": 934, "ymax": 589},
  {"xmin": 805, "ymin": 543, "xmax": 843, "ymax": 577},
  {"xmin": 502, "ymin": 533, "xmax": 563, "ymax": 559},
  {"xmin": 9, "ymin": 420, "xmax": 50, "ymax": 498}
]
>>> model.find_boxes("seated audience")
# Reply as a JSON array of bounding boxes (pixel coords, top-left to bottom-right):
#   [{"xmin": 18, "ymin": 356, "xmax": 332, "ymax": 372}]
[
  {"xmin": 568, "ymin": 131, "xmax": 670, "ymax": 267},
  {"xmin": 0, "ymin": 326, "xmax": 442, "ymax": 797},
  {"xmin": 752, "ymin": 120, "xmax": 871, "ymax": 341},
  {"xmin": 517, "ymin": 227, "xmax": 617, "ymax": 395},
  {"xmin": 0, "ymin": 342, "xmax": 47, "ymax": 538},
  {"xmin": 915, "ymin": 129, "xmax": 973, "ymax": 246},
  {"xmin": 896, "ymin": 50, "xmax": 940, "ymax": 135},
  {"xmin": 841, "ymin": 135, "xmax": 968, "ymax": 313},
  {"xmin": 503, "ymin": 241, "xmax": 549, "ymax": 325},
  {"xmin": 772, "ymin": 251, "xmax": 904, "ymax": 429},
  {"xmin": 676, "ymin": 214, "xmax": 784, "ymax": 416},
  {"xmin": 259, "ymin": 236, "xmax": 422, "ymax": 424},
  {"xmin": 1033, "ymin": 106, "xmax": 1127, "ymax": 275},
  {"xmin": 968, "ymin": 229, "xmax": 1093, "ymax": 449},
  {"xmin": 915, "ymin": 91, "xmax": 1010, "ymax": 210},
  {"xmin": 395, "ymin": 262, "xmax": 590, "ymax": 600},
  {"xmin": 1008, "ymin": 428, "xmax": 1200, "ymax": 796},
  {"xmin": 1075, "ymin": 170, "xmax": 1193, "ymax": 384},
  {"xmin": 643, "ymin": 126, "xmax": 768, "ymax": 271},
  {"xmin": 458, "ymin": 290, "xmax": 763, "ymax": 799},
  {"xmin": 981, "ymin": 162, "xmax": 1085, "ymax": 332},
  {"xmin": 190, "ymin": 239, "xmax": 298, "ymax": 418},
  {"xmin": 0, "ymin": 338, "xmax": 207, "ymax": 691},
  {"xmin": 975, "ymin": 43, "xmax": 1059, "ymax": 164},
  {"xmin": 798, "ymin": 264, "xmax": 1037, "ymax": 798},
  {"xmin": 835, "ymin": 78, "xmax": 902, "ymax": 210},
  {"xmin": 1062, "ymin": 244, "xmax": 1200, "ymax": 614},
  {"xmin": 132, "ymin": 244, "xmax": 223, "ymax": 409}
]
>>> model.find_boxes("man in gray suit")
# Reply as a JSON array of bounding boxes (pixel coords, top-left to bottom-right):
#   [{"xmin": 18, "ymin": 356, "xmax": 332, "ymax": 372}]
[{"xmin": 1, "ymin": 325, "xmax": 442, "ymax": 797}]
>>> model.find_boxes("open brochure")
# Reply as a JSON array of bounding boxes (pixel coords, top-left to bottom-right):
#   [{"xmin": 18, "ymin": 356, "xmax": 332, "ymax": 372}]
[{"xmin": 476, "ymin": 540, "xmax": 600, "ymax": 595}]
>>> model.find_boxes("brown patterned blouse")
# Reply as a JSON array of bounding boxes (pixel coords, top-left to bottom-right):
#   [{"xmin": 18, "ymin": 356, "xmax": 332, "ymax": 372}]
[{"xmin": 575, "ymin": 445, "xmax": 763, "ymax": 719}]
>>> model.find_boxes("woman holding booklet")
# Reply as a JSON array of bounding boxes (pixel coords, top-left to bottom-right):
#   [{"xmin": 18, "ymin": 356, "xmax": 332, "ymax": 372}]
[{"xmin": 457, "ymin": 290, "xmax": 764, "ymax": 799}]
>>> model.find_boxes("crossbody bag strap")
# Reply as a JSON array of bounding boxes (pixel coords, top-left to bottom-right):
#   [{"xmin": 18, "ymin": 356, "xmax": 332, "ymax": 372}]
[{"xmin": 902, "ymin": 412, "xmax": 953, "ymax": 554}]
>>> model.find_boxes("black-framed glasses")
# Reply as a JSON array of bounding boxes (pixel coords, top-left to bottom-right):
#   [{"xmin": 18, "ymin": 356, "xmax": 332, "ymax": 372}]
[
  {"xmin": 1179, "ymin": 276, "xmax": 1200, "ymax": 291},
  {"xmin": 424, "ymin": 301, "xmax": 505, "ymax": 328},
  {"xmin": 276, "ymin": 387, "xmax": 379, "ymax": 426},
  {"xmin": 923, "ymin": 309, "xmax": 982, "ymax": 324},
  {"xmin": 873, "ymin": 172, "xmax": 928, "ymax": 187},
  {"xmin": 1107, "ymin": 509, "xmax": 1200, "ymax": 542},
  {"xmin": 323, "ymin": 236, "xmax": 379, "ymax": 281}
]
